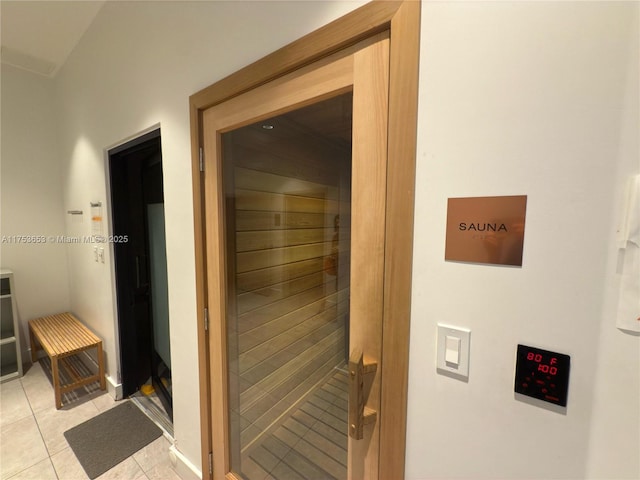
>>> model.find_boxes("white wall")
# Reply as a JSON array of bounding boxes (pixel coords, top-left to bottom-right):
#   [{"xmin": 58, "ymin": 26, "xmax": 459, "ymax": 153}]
[
  {"xmin": 53, "ymin": 0, "xmax": 365, "ymax": 475},
  {"xmin": 407, "ymin": 2, "xmax": 639, "ymax": 479},
  {"xmin": 0, "ymin": 64, "xmax": 70, "ymax": 349}
]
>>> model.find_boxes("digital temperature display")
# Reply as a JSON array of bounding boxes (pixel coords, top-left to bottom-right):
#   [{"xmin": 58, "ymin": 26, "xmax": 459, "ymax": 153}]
[{"xmin": 514, "ymin": 344, "xmax": 570, "ymax": 407}]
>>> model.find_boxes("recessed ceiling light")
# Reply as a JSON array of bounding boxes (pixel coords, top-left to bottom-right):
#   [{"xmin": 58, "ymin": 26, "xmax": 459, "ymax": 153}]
[{"xmin": 262, "ymin": 124, "xmax": 274, "ymax": 130}]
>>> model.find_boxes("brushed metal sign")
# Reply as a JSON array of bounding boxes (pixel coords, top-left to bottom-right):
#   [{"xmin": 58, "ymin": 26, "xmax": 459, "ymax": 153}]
[{"xmin": 445, "ymin": 195, "xmax": 527, "ymax": 266}]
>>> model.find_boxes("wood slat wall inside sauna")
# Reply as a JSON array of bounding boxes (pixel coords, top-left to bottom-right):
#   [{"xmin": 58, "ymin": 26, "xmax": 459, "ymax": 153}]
[{"xmin": 225, "ymin": 114, "xmax": 351, "ymax": 453}]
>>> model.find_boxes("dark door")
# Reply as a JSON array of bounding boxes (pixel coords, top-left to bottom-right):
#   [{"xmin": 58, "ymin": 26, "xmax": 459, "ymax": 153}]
[{"xmin": 109, "ymin": 129, "xmax": 173, "ymax": 419}]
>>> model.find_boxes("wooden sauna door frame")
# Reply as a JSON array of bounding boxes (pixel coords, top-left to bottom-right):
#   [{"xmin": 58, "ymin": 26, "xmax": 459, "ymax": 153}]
[
  {"xmin": 189, "ymin": 2, "xmax": 420, "ymax": 479},
  {"xmin": 207, "ymin": 33, "xmax": 388, "ymax": 479}
]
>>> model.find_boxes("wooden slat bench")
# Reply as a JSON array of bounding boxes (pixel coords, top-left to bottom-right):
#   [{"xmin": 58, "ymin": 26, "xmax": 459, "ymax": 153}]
[{"xmin": 29, "ymin": 312, "xmax": 106, "ymax": 409}]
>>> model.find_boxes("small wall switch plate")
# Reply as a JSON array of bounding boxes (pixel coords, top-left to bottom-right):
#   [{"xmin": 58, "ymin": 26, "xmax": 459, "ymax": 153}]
[{"xmin": 437, "ymin": 324, "xmax": 471, "ymax": 379}]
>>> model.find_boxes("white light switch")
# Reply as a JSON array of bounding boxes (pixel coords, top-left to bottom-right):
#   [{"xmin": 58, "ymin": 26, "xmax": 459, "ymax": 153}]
[
  {"xmin": 445, "ymin": 336, "xmax": 460, "ymax": 365},
  {"xmin": 437, "ymin": 324, "xmax": 471, "ymax": 379}
]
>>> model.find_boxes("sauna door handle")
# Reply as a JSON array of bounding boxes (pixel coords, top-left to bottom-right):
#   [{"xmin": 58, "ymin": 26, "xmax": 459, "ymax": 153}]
[{"xmin": 348, "ymin": 348, "xmax": 378, "ymax": 440}]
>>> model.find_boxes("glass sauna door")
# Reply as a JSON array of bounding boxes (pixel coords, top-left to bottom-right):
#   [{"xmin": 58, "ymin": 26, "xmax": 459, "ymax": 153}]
[{"xmin": 223, "ymin": 94, "xmax": 352, "ymax": 480}]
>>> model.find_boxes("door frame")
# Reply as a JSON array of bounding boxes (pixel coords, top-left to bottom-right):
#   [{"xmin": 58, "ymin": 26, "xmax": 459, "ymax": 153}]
[{"xmin": 189, "ymin": 1, "xmax": 420, "ymax": 478}]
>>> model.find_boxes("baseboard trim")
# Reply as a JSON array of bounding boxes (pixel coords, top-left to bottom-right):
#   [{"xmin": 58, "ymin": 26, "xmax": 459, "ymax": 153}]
[
  {"xmin": 169, "ymin": 444, "xmax": 202, "ymax": 480},
  {"xmin": 105, "ymin": 374, "xmax": 123, "ymax": 400}
]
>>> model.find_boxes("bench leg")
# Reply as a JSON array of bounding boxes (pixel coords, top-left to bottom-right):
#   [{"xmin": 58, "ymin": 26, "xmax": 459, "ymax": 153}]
[
  {"xmin": 96, "ymin": 341, "xmax": 106, "ymax": 391},
  {"xmin": 29, "ymin": 325, "xmax": 38, "ymax": 363},
  {"xmin": 52, "ymin": 356, "xmax": 62, "ymax": 409}
]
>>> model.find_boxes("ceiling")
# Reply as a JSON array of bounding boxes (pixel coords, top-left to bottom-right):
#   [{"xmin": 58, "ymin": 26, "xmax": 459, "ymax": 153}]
[{"xmin": 0, "ymin": 0, "xmax": 105, "ymax": 77}]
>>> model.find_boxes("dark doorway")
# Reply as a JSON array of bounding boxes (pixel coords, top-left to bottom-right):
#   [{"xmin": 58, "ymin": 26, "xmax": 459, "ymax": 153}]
[{"xmin": 109, "ymin": 129, "xmax": 172, "ymax": 420}]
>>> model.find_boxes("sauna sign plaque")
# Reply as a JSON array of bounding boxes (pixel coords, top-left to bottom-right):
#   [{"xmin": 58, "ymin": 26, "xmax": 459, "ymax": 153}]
[{"xmin": 445, "ymin": 195, "xmax": 527, "ymax": 266}]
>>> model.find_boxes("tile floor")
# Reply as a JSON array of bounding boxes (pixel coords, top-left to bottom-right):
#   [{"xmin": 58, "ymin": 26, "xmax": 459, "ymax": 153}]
[{"xmin": 0, "ymin": 361, "xmax": 181, "ymax": 480}]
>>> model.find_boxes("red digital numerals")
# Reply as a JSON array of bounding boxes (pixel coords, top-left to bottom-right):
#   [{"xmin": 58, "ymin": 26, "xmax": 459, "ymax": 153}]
[{"xmin": 526, "ymin": 352, "xmax": 559, "ymax": 375}]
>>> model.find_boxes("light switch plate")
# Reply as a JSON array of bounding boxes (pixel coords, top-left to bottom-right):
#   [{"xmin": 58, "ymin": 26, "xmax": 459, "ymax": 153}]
[{"xmin": 437, "ymin": 324, "xmax": 471, "ymax": 379}]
